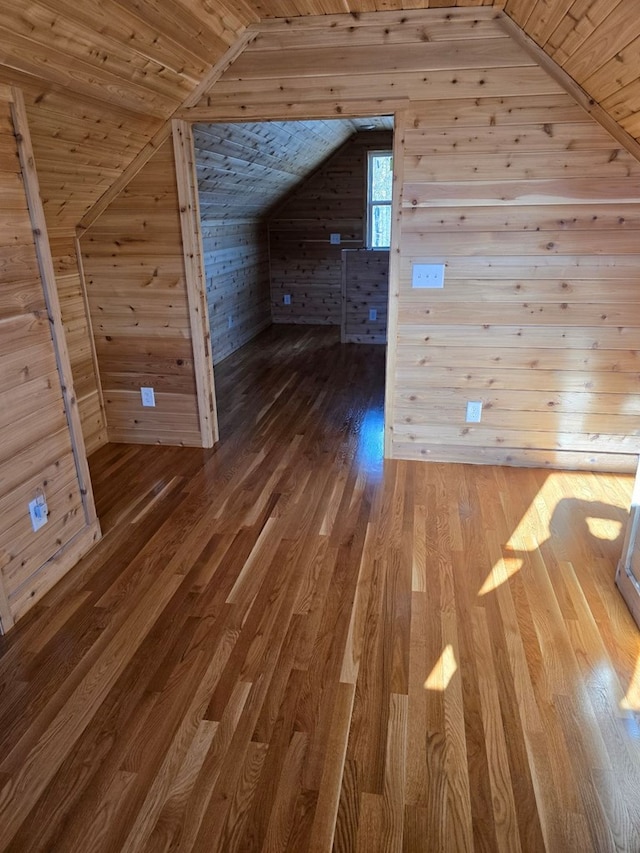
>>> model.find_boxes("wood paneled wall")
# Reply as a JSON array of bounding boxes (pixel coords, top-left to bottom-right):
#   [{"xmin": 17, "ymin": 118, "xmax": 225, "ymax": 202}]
[
  {"xmin": 4, "ymin": 79, "xmax": 159, "ymax": 455},
  {"xmin": 80, "ymin": 138, "xmax": 204, "ymax": 447},
  {"xmin": 0, "ymin": 87, "xmax": 99, "ymax": 630},
  {"xmin": 0, "ymin": 0, "xmax": 256, "ymax": 455},
  {"xmin": 342, "ymin": 249, "xmax": 389, "ymax": 344},
  {"xmin": 186, "ymin": 8, "xmax": 640, "ymax": 471},
  {"xmin": 51, "ymin": 236, "xmax": 106, "ymax": 454},
  {"xmin": 269, "ymin": 130, "xmax": 392, "ymax": 325},
  {"xmin": 1, "ymin": 1, "xmax": 640, "ymax": 456},
  {"xmin": 202, "ymin": 221, "xmax": 271, "ymax": 364},
  {"xmin": 234, "ymin": 1, "xmax": 640, "ymax": 150},
  {"xmin": 397, "ymin": 80, "xmax": 640, "ymax": 471}
]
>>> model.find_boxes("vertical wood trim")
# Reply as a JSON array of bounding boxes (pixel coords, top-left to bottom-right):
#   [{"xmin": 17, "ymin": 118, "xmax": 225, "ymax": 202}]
[
  {"xmin": 267, "ymin": 219, "xmax": 274, "ymax": 324},
  {"xmin": 0, "ymin": 82, "xmax": 13, "ymax": 638},
  {"xmin": 616, "ymin": 455, "xmax": 640, "ymax": 626},
  {"xmin": 0, "ymin": 559, "xmax": 14, "ymax": 634},
  {"xmin": 384, "ymin": 109, "xmax": 405, "ymax": 459},
  {"xmin": 340, "ymin": 248, "xmax": 348, "ymax": 344},
  {"xmin": 74, "ymin": 235, "xmax": 106, "ymax": 430},
  {"xmin": 172, "ymin": 119, "xmax": 218, "ymax": 447},
  {"xmin": 10, "ymin": 86, "xmax": 99, "ymax": 526}
]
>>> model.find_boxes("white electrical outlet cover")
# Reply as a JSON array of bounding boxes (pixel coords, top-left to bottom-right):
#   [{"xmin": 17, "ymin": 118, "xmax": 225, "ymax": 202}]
[
  {"xmin": 283, "ymin": 294, "xmax": 291, "ymax": 305},
  {"xmin": 141, "ymin": 387, "xmax": 156, "ymax": 407},
  {"xmin": 369, "ymin": 308, "xmax": 377, "ymax": 321},
  {"xmin": 412, "ymin": 263, "xmax": 445, "ymax": 289},
  {"xmin": 330, "ymin": 233, "xmax": 341, "ymax": 245},
  {"xmin": 466, "ymin": 401, "xmax": 483, "ymax": 423}
]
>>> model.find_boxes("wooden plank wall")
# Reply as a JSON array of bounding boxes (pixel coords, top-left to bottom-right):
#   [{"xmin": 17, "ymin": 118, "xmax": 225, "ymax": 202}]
[
  {"xmin": 0, "ymin": 88, "xmax": 99, "ymax": 629},
  {"xmin": 342, "ymin": 249, "xmax": 389, "ymax": 344},
  {"xmin": 202, "ymin": 222, "xmax": 272, "ymax": 364},
  {"xmin": 269, "ymin": 131, "xmax": 392, "ymax": 325},
  {"xmin": 186, "ymin": 7, "xmax": 640, "ymax": 471},
  {"xmin": 7, "ymin": 81, "xmax": 159, "ymax": 454},
  {"xmin": 0, "ymin": 74, "xmax": 170, "ymax": 456},
  {"xmin": 0, "ymin": 0, "xmax": 256, "ymax": 455},
  {"xmin": 80, "ymin": 138, "xmax": 203, "ymax": 447},
  {"xmin": 52, "ymin": 236, "xmax": 106, "ymax": 453},
  {"xmin": 1, "ymin": 1, "xmax": 640, "ymax": 455}
]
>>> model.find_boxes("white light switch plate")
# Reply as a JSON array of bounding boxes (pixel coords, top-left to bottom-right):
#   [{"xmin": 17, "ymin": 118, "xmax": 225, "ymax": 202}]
[
  {"xmin": 330, "ymin": 233, "xmax": 341, "ymax": 245},
  {"xmin": 412, "ymin": 263, "xmax": 445, "ymax": 289},
  {"xmin": 29, "ymin": 494, "xmax": 48, "ymax": 532},
  {"xmin": 283, "ymin": 294, "xmax": 291, "ymax": 305},
  {"xmin": 369, "ymin": 308, "xmax": 377, "ymax": 321}
]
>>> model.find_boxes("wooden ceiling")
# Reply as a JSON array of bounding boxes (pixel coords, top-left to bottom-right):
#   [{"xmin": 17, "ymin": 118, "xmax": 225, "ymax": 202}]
[
  {"xmin": 0, "ymin": 1, "xmax": 639, "ymax": 231},
  {"xmin": 195, "ymin": 118, "xmax": 393, "ymax": 221}
]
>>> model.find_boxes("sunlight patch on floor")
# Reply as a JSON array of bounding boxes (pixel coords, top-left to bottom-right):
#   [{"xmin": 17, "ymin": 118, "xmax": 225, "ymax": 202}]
[
  {"xmin": 424, "ymin": 644, "xmax": 457, "ymax": 692},
  {"xmin": 585, "ymin": 516, "xmax": 623, "ymax": 541},
  {"xmin": 478, "ymin": 552, "xmax": 523, "ymax": 597},
  {"xmin": 478, "ymin": 473, "xmax": 627, "ymax": 598}
]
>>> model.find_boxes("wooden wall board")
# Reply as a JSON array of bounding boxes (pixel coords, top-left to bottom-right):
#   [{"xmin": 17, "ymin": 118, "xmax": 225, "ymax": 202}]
[
  {"xmin": 81, "ymin": 137, "xmax": 205, "ymax": 448},
  {"xmin": 205, "ymin": 66, "xmax": 563, "ymax": 105},
  {"xmin": 202, "ymin": 221, "xmax": 272, "ymax": 364},
  {"xmin": 191, "ymin": 9, "xmax": 640, "ymax": 471},
  {"xmin": 0, "ymin": 87, "xmax": 100, "ymax": 631},
  {"xmin": 11, "ymin": 87, "xmax": 97, "ymax": 525},
  {"xmin": 249, "ymin": 13, "xmax": 509, "ymax": 49},
  {"xmin": 269, "ymin": 130, "xmax": 393, "ymax": 326},
  {"xmin": 342, "ymin": 250, "xmax": 390, "ymax": 344}
]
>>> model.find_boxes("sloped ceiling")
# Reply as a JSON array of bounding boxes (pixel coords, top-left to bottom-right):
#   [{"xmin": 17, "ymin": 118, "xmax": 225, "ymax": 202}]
[
  {"xmin": 0, "ymin": 1, "xmax": 639, "ymax": 230},
  {"xmin": 195, "ymin": 117, "xmax": 393, "ymax": 221}
]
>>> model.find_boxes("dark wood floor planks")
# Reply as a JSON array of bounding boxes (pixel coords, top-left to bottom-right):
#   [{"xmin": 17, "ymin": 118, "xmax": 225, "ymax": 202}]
[{"xmin": 1, "ymin": 324, "xmax": 640, "ymax": 852}]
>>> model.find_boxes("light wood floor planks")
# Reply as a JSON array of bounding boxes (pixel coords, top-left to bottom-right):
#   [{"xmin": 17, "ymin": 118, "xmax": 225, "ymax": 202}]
[{"xmin": 1, "ymin": 325, "xmax": 640, "ymax": 852}]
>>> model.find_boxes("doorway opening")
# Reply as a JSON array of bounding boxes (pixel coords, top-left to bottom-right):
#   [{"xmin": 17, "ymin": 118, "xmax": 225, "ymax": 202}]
[{"xmin": 191, "ymin": 115, "xmax": 396, "ymax": 445}]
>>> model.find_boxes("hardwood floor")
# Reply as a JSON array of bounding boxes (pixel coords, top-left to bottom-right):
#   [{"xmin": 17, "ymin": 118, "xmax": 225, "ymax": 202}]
[{"xmin": 1, "ymin": 325, "xmax": 640, "ymax": 852}]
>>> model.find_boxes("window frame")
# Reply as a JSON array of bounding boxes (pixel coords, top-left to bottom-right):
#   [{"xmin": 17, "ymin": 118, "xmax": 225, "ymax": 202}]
[{"xmin": 366, "ymin": 149, "xmax": 393, "ymax": 250}]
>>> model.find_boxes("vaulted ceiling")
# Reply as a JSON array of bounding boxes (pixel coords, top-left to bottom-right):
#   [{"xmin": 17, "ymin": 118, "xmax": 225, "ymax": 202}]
[
  {"xmin": 1, "ymin": 1, "xmax": 639, "ymax": 231},
  {"xmin": 194, "ymin": 117, "xmax": 393, "ymax": 221}
]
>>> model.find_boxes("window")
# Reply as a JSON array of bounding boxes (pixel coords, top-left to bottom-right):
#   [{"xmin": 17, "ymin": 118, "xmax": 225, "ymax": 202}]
[{"xmin": 367, "ymin": 151, "xmax": 393, "ymax": 248}]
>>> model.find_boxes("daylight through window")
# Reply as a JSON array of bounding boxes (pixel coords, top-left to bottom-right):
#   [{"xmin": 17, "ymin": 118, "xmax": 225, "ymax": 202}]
[{"xmin": 367, "ymin": 151, "xmax": 393, "ymax": 249}]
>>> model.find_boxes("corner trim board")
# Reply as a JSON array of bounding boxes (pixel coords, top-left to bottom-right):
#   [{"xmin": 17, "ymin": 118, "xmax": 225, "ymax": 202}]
[
  {"xmin": 11, "ymin": 86, "xmax": 99, "ymax": 529},
  {"xmin": 172, "ymin": 120, "xmax": 219, "ymax": 448},
  {"xmin": 384, "ymin": 107, "xmax": 406, "ymax": 459}
]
